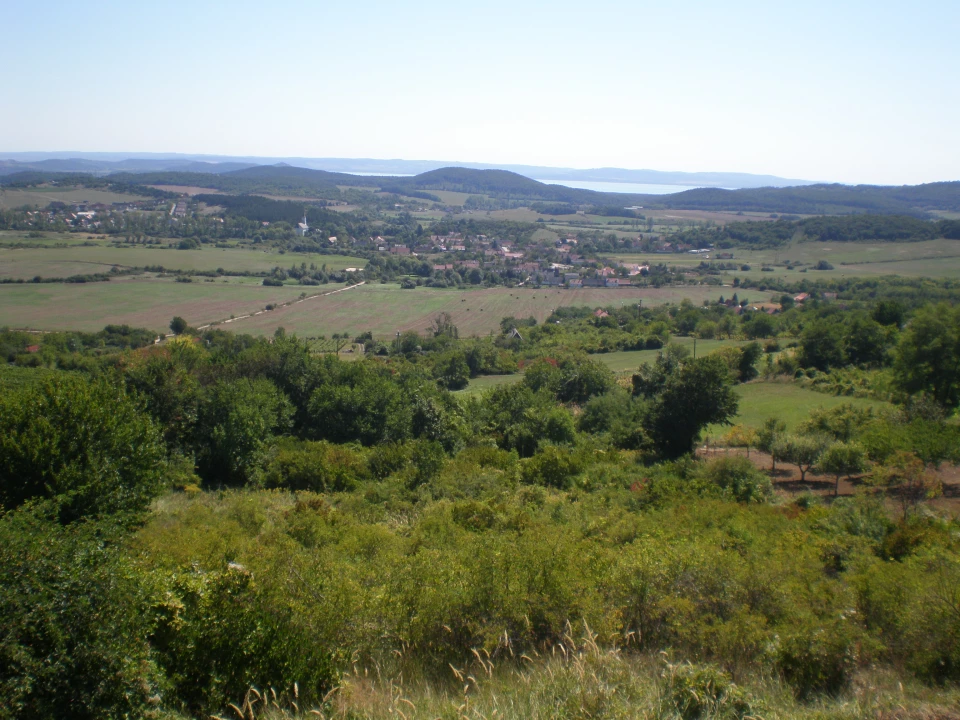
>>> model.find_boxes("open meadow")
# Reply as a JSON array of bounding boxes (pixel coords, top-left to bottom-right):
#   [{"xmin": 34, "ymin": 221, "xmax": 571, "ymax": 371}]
[
  {"xmin": 606, "ymin": 237, "xmax": 960, "ymax": 281},
  {"xmin": 0, "ymin": 186, "xmax": 147, "ymax": 209},
  {"xmin": 704, "ymin": 379, "xmax": 892, "ymax": 441},
  {"xmin": 0, "ymin": 276, "xmax": 328, "ymax": 333},
  {"xmin": 222, "ymin": 283, "xmax": 721, "ymax": 338},
  {"xmin": 455, "ymin": 337, "xmax": 749, "ymax": 395},
  {"xmin": 0, "ymin": 237, "xmax": 364, "ymax": 279}
]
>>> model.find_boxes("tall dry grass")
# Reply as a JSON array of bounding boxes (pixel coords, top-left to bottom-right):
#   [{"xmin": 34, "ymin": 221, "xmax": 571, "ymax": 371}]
[{"xmin": 186, "ymin": 624, "xmax": 960, "ymax": 720}]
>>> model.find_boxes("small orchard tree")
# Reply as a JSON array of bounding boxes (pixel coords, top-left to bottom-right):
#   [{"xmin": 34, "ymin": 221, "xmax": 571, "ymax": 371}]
[
  {"xmin": 799, "ymin": 403, "xmax": 874, "ymax": 443},
  {"xmin": 756, "ymin": 417, "xmax": 787, "ymax": 471},
  {"xmin": 817, "ymin": 441, "xmax": 868, "ymax": 496},
  {"xmin": 868, "ymin": 450, "xmax": 943, "ymax": 519},
  {"xmin": 725, "ymin": 424, "xmax": 758, "ymax": 457},
  {"xmin": 773, "ymin": 434, "xmax": 828, "ymax": 483}
]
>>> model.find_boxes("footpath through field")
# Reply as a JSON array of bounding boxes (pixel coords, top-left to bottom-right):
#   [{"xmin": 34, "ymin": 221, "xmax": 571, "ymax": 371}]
[{"xmin": 166, "ymin": 282, "xmax": 367, "ymax": 337}]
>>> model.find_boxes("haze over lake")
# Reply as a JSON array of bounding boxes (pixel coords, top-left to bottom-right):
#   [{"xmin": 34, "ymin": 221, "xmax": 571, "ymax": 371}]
[
  {"xmin": 536, "ymin": 179, "xmax": 702, "ymax": 195},
  {"xmin": 345, "ymin": 174, "xmax": 703, "ymax": 195}
]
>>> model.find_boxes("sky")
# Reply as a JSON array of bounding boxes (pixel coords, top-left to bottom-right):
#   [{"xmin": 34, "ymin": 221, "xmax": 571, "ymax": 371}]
[{"xmin": 2, "ymin": 0, "xmax": 958, "ymax": 185}]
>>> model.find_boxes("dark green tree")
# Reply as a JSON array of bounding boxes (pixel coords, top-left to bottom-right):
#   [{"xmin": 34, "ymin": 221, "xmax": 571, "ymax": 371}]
[
  {"xmin": 195, "ymin": 378, "xmax": 293, "ymax": 485},
  {"xmin": 737, "ymin": 342, "xmax": 763, "ymax": 382},
  {"xmin": 434, "ymin": 350, "xmax": 471, "ymax": 390},
  {"xmin": 843, "ymin": 314, "xmax": 888, "ymax": 367},
  {"xmin": 893, "ymin": 303, "xmax": 960, "ymax": 408},
  {"xmin": 170, "ymin": 316, "xmax": 188, "ymax": 335},
  {"xmin": 309, "ymin": 372, "xmax": 410, "ymax": 446},
  {"xmin": 637, "ymin": 355, "xmax": 739, "ymax": 459},
  {"xmin": 798, "ymin": 321, "xmax": 843, "ymax": 371}
]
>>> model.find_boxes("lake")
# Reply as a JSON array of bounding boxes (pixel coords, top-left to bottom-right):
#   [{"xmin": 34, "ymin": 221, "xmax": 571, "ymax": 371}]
[{"xmin": 533, "ymin": 179, "xmax": 699, "ymax": 195}]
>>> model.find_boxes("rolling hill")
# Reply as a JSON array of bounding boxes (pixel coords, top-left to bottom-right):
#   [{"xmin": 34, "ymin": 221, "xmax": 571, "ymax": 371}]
[{"xmin": 3, "ymin": 162, "xmax": 959, "ymax": 216}]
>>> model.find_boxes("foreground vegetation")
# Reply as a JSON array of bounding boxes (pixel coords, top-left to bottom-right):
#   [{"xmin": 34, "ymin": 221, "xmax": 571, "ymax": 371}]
[{"xmin": 2, "ymin": 279, "xmax": 960, "ymax": 719}]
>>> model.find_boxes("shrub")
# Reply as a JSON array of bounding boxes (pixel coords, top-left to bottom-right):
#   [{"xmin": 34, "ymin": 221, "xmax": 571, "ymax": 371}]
[
  {"xmin": 775, "ymin": 616, "xmax": 865, "ymax": 698},
  {"xmin": 368, "ymin": 441, "xmax": 410, "ymax": 480},
  {"xmin": 407, "ymin": 439, "xmax": 447, "ymax": 488},
  {"xmin": 0, "ymin": 377, "xmax": 166, "ymax": 522},
  {"xmin": 262, "ymin": 439, "xmax": 366, "ymax": 492},
  {"xmin": 659, "ymin": 662, "xmax": 756, "ymax": 720},
  {"xmin": 0, "ymin": 510, "xmax": 161, "ymax": 720},
  {"xmin": 152, "ymin": 563, "xmax": 337, "ymax": 717},
  {"xmin": 520, "ymin": 445, "xmax": 584, "ymax": 488},
  {"xmin": 697, "ymin": 456, "xmax": 771, "ymax": 503}
]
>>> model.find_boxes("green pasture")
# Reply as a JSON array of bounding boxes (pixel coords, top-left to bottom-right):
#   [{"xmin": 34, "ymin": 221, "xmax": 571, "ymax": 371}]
[
  {"xmin": 226, "ymin": 283, "xmax": 721, "ymax": 339},
  {"xmin": 0, "ymin": 187, "xmax": 145, "ymax": 209},
  {"xmin": 458, "ymin": 374, "xmax": 892, "ymax": 444},
  {"xmin": 0, "ymin": 230, "xmax": 108, "ymax": 247},
  {"xmin": 594, "ymin": 337, "xmax": 747, "ymax": 373},
  {"xmin": 706, "ymin": 380, "xmax": 892, "ymax": 440},
  {"xmin": 604, "ymin": 237, "xmax": 960, "ymax": 281},
  {"xmin": 456, "ymin": 337, "xmax": 747, "ymax": 395},
  {"xmin": 424, "ymin": 190, "xmax": 473, "ymax": 206},
  {"xmin": 0, "ymin": 241, "xmax": 365, "ymax": 279},
  {"xmin": 453, "ymin": 374, "xmax": 520, "ymax": 396},
  {"xmin": 0, "ymin": 276, "xmax": 322, "ymax": 333}
]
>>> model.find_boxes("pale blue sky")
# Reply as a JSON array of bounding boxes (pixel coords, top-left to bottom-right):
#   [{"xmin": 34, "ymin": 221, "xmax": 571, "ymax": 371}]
[{"xmin": 2, "ymin": 0, "xmax": 958, "ymax": 184}]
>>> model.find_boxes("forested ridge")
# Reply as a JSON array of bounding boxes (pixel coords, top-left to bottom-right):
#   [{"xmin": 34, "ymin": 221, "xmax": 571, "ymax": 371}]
[
  {"xmin": 7, "ymin": 166, "xmax": 960, "ymax": 215},
  {"xmin": 675, "ymin": 214, "xmax": 960, "ymax": 248}
]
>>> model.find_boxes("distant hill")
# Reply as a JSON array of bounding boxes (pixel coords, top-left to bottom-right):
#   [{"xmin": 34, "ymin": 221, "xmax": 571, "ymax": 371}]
[
  {"xmin": 0, "ymin": 157, "xmax": 257, "ymax": 177},
  {"xmin": 378, "ymin": 169, "xmax": 960, "ymax": 215},
  {"xmin": 0, "ymin": 152, "xmax": 816, "ymax": 188},
  {"xmin": 401, "ymin": 167, "xmax": 581, "ymax": 200},
  {"xmin": 657, "ymin": 182, "xmax": 960, "ymax": 215},
  {"xmin": 4, "ymin": 162, "xmax": 960, "ymax": 216}
]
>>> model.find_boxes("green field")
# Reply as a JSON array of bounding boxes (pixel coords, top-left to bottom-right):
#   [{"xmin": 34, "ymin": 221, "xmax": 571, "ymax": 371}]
[
  {"xmin": 225, "ymin": 283, "xmax": 721, "ymax": 339},
  {"xmin": 0, "ymin": 187, "xmax": 145, "ymax": 209},
  {"xmin": 425, "ymin": 190, "xmax": 474, "ymax": 206},
  {"xmin": 453, "ymin": 374, "xmax": 520, "ymax": 396},
  {"xmin": 455, "ymin": 337, "xmax": 747, "ymax": 395},
  {"xmin": 593, "ymin": 337, "xmax": 747, "ymax": 373},
  {"xmin": 706, "ymin": 380, "xmax": 891, "ymax": 440},
  {"xmin": 0, "ymin": 277, "xmax": 328, "ymax": 333},
  {"xmin": 0, "ymin": 242, "xmax": 365, "ymax": 279},
  {"xmin": 458, "ymin": 373, "xmax": 893, "ymax": 442},
  {"xmin": 605, "ymin": 237, "xmax": 960, "ymax": 281},
  {"xmin": 0, "ymin": 230, "xmax": 109, "ymax": 246}
]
